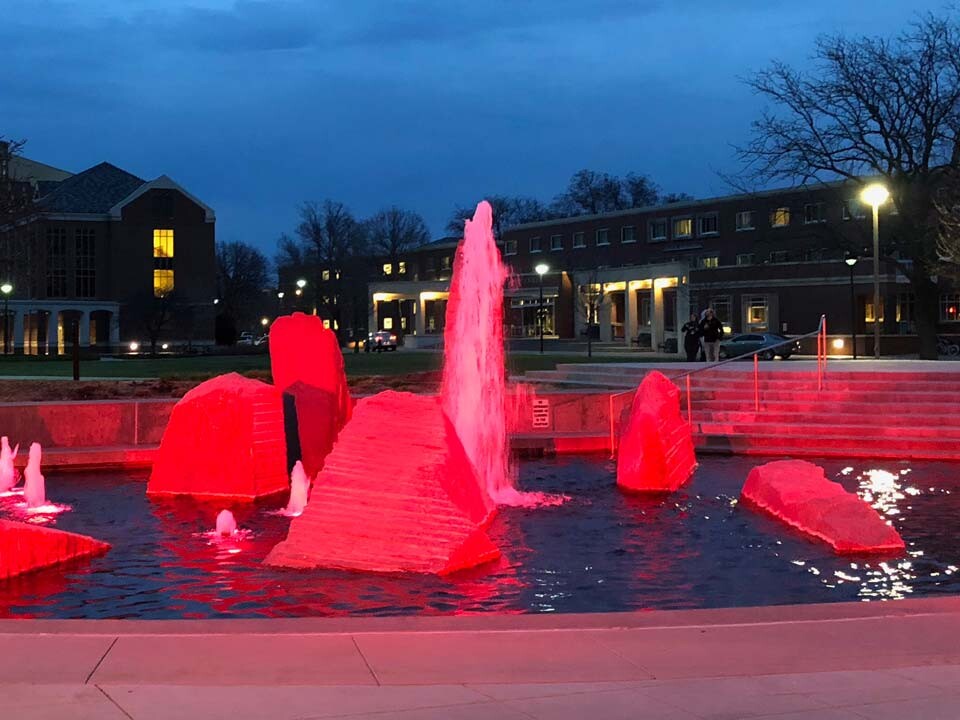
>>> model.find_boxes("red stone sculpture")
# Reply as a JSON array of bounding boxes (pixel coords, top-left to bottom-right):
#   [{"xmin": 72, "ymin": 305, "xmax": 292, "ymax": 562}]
[
  {"xmin": 741, "ymin": 459, "xmax": 906, "ymax": 554},
  {"xmin": 148, "ymin": 373, "xmax": 289, "ymax": 500},
  {"xmin": 616, "ymin": 371, "xmax": 697, "ymax": 493},
  {"xmin": 0, "ymin": 519, "xmax": 110, "ymax": 580},
  {"xmin": 265, "ymin": 391, "xmax": 500, "ymax": 575},
  {"xmin": 284, "ymin": 381, "xmax": 340, "ymax": 479}
]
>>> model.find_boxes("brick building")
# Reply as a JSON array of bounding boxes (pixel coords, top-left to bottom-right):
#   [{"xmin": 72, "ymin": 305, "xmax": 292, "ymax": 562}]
[
  {"xmin": 0, "ymin": 146, "xmax": 216, "ymax": 354},
  {"xmin": 369, "ymin": 180, "xmax": 958, "ymax": 355}
]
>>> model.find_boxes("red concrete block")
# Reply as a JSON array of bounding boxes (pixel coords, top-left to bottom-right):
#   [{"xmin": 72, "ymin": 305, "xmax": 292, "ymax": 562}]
[
  {"xmin": 269, "ymin": 313, "xmax": 351, "ymax": 428},
  {"xmin": 284, "ymin": 381, "xmax": 339, "ymax": 478},
  {"xmin": 265, "ymin": 391, "xmax": 500, "ymax": 575},
  {"xmin": 617, "ymin": 371, "xmax": 697, "ymax": 493},
  {"xmin": 0, "ymin": 519, "xmax": 110, "ymax": 580},
  {"xmin": 148, "ymin": 373, "xmax": 289, "ymax": 501},
  {"xmin": 741, "ymin": 459, "xmax": 906, "ymax": 554}
]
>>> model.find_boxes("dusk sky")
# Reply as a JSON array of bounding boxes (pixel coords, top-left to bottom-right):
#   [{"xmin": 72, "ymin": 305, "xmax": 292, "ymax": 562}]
[{"xmin": 4, "ymin": 1, "xmax": 948, "ymax": 258}]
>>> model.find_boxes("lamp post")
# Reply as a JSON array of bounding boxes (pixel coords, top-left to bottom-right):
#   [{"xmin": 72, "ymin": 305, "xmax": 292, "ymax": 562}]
[
  {"xmin": 0, "ymin": 283, "xmax": 11, "ymax": 356},
  {"xmin": 277, "ymin": 291, "xmax": 285, "ymax": 316},
  {"xmin": 861, "ymin": 183, "xmax": 890, "ymax": 359},
  {"xmin": 535, "ymin": 263, "xmax": 549, "ymax": 354},
  {"xmin": 844, "ymin": 255, "xmax": 858, "ymax": 360},
  {"xmin": 296, "ymin": 278, "xmax": 307, "ymax": 311}
]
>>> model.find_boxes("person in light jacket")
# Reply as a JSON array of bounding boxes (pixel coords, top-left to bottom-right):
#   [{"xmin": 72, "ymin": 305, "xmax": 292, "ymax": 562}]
[{"xmin": 699, "ymin": 308, "xmax": 724, "ymax": 362}]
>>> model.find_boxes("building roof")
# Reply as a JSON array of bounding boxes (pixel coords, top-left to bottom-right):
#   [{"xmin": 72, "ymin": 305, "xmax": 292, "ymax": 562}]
[
  {"xmin": 37, "ymin": 162, "xmax": 145, "ymax": 214},
  {"xmin": 7, "ymin": 155, "xmax": 73, "ymax": 183}
]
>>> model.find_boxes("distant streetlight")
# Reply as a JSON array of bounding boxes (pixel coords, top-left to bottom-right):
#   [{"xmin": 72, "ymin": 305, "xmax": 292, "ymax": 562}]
[
  {"xmin": 0, "ymin": 283, "xmax": 11, "ymax": 356},
  {"xmin": 861, "ymin": 183, "xmax": 890, "ymax": 359},
  {"xmin": 277, "ymin": 291, "xmax": 285, "ymax": 299},
  {"xmin": 261, "ymin": 317, "xmax": 269, "ymax": 327},
  {"xmin": 844, "ymin": 254, "xmax": 858, "ymax": 359},
  {"xmin": 213, "ymin": 298, "xmax": 220, "ymax": 305},
  {"xmin": 296, "ymin": 279, "xmax": 307, "ymax": 289},
  {"xmin": 295, "ymin": 288, "xmax": 303, "ymax": 297},
  {"xmin": 535, "ymin": 263, "xmax": 549, "ymax": 354}
]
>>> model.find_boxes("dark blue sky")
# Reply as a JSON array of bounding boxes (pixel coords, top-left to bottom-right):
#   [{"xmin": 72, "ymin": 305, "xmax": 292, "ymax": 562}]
[{"xmin": 4, "ymin": 1, "xmax": 946, "ymax": 255}]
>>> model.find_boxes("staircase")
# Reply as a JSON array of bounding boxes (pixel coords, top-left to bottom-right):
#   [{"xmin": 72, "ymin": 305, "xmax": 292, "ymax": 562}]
[{"xmin": 515, "ymin": 363, "xmax": 960, "ymax": 461}]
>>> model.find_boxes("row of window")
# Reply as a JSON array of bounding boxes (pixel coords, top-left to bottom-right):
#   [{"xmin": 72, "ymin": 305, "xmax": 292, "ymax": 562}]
[{"xmin": 45, "ymin": 227, "xmax": 97, "ymax": 298}]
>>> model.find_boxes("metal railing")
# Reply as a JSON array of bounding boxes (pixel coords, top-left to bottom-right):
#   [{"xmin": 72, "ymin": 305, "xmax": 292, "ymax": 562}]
[{"xmin": 608, "ymin": 315, "xmax": 827, "ymax": 455}]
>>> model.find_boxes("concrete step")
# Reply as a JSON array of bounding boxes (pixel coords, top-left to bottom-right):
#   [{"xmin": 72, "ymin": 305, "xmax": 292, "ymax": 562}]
[
  {"xmin": 696, "ymin": 421, "xmax": 960, "ymax": 439},
  {"xmin": 692, "ymin": 410, "xmax": 960, "ymax": 428},
  {"xmin": 695, "ymin": 430, "xmax": 957, "ymax": 453},
  {"xmin": 686, "ymin": 388, "xmax": 950, "ymax": 403},
  {"xmin": 692, "ymin": 437, "xmax": 960, "ymax": 462},
  {"xmin": 686, "ymin": 399, "xmax": 957, "ymax": 415}
]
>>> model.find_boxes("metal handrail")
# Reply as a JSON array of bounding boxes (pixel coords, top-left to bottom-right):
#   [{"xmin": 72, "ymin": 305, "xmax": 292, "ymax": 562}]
[{"xmin": 607, "ymin": 314, "xmax": 827, "ymax": 455}]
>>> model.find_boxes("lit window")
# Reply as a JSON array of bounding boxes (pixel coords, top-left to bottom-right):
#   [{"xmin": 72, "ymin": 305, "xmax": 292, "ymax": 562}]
[
  {"xmin": 153, "ymin": 229, "xmax": 174, "ymax": 258},
  {"xmin": 504, "ymin": 240, "xmax": 517, "ymax": 256},
  {"xmin": 573, "ymin": 232, "xmax": 586, "ymax": 248},
  {"xmin": 672, "ymin": 218, "xmax": 693, "ymax": 238},
  {"xmin": 736, "ymin": 253, "xmax": 754, "ymax": 266},
  {"xmin": 383, "ymin": 317, "xmax": 393, "ymax": 330},
  {"xmin": 621, "ymin": 226, "xmax": 636, "ymax": 243},
  {"xmin": 398, "ymin": 261, "xmax": 407, "ymax": 274},
  {"xmin": 323, "ymin": 319, "xmax": 331, "ymax": 329},
  {"xmin": 596, "ymin": 229, "xmax": 609, "ymax": 246},
  {"xmin": 648, "ymin": 219, "xmax": 667, "ymax": 242},
  {"xmin": 804, "ymin": 202, "xmax": 826, "ymax": 224},
  {"xmin": 697, "ymin": 213, "xmax": 719, "ymax": 236},
  {"xmin": 748, "ymin": 297, "xmax": 769, "ymax": 330},
  {"xmin": 699, "ymin": 256, "xmax": 719, "ymax": 269},
  {"xmin": 941, "ymin": 293, "xmax": 960, "ymax": 322},
  {"xmin": 529, "ymin": 237, "xmax": 542, "ymax": 253},
  {"xmin": 550, "ymin": 234, "xmax": 563, "ymax": 251},
  {"xmin": 865, "ymin": 300, "xmax": 885, "ymax": 323},
  {"xmin": 440, "ymin": 255, "xmax": 451, "ymax": 270},
  {"xmin": 322, "ymin": 269, "xmax": 331, "ymax": 281},
  {"xmin": 771, "ymin": 207, "xmax": 790, "ymax": 227},
  {"xmin": 153, "ymin": 269, "xmax": 174, "ymax": 297},
  {"xmin": 383, "ymin": 263, "xmax": 393, "ymax": 275},
  {"xmin": 735, "ymin": 211, "xmax": 754, "ymax": 231}
]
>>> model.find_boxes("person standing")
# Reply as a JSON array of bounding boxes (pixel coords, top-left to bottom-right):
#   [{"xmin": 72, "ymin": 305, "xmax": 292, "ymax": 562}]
[
  {"xmin": 681, "ymin": 313, "xmax": 701, "ymax": 362},
  {"xmin": 699, "ymin": 308, "xmax": 724, "ymax": 362}
]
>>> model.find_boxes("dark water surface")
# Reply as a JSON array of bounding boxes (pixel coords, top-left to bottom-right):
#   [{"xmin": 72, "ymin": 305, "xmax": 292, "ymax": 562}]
[{"xmin": 0, "ymin": 456, "xmax": 957, "ymax": 618}]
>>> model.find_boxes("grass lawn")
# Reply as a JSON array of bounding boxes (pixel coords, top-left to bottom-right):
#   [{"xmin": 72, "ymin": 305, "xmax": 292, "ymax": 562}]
[{"xmin": 0, "ymin": 350, "xmax": 668, "ymax": 380}]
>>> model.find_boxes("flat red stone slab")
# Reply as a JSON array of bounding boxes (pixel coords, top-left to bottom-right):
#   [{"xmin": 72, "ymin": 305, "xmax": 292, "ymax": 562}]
[
  {"xmin": 617, "ymin": 371, "xmax": 696, "ymax": 493},
  {"xmin": 148, "ymin": 373, "xmax": 289, "ymax": 501},
  {"xmin": 265, "ymin": 391, "xmax": 499, "ymax": 575},
  {"xmin": 0, "ymin": 519, "xmax": 110, "ymax": 580},
  {"xmin": 741, "ymin": 459, "xmax": 906, "ymax": 554}
]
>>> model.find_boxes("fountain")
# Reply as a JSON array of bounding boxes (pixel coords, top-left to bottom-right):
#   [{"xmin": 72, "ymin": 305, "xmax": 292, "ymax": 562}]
[
  {"xmin": 283, "ymin": 461, "xmax": 310, "ymax": 516},
  {"xmin": 23, "ymin": 443, "xmax": 45, "ymax": 509},
  {"xmin": 215, "ymin": 510, "xmax": 238, "ymax": 537},
  {"xmin": 0, "ymin": 436, "xmax": 18, "ymax": 493}
]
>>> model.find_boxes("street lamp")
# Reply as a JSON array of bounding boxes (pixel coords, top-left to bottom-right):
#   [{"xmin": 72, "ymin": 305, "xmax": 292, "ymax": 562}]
[
  {"xmin": 260, "ymin": 317, "xmax": 269, "ymax": 328},
  {"xmin": 844, "ymin": 254, "xmax": 858, "ymax": 360},
  {"xmin": 861, "ymin": 183, "xmax": 890, "ymax": 359},
  {"xmin": 535, "ymin": 263, "xmax": 549, "ymax": 354},
  {"xmin": 0, "ymin": 283, "xmax": 11, "ymax": 356},
  {"xmin": 296, "ymin": 279, "xmax": 307, "ymax": 289}
]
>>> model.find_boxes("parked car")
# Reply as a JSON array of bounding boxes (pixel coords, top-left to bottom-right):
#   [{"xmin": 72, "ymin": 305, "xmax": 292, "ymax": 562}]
[
  {"xmin": 237, "ymin": 332, "xmax": 255, "ymax": 347},
  {"xmin": 719, "ymin": 333, "xmax": 800, "ymax": 360},
  {"xmin": 368, "ymin": 330, "xmax": 398, "ymax": 352},
  {"xmin": 254, "ymin": 334, "xmax": 269, "ymax": 347}
]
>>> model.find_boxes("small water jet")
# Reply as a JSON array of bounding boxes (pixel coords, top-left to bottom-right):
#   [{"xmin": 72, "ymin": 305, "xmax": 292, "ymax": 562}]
[
  {"xmin": 0, "ymin": 436, "xmax": 19, "ymax": 493},
  {"xmin": 23, "ymin": 443, "xmax": 46, "ymax": 509},
  {"xmin": 283, "ymin": 461, "xmax": 310, "ymax": 517},
  {"xmin": 215, "ymin": 509, "xmax": 238, "ymax": 537}
]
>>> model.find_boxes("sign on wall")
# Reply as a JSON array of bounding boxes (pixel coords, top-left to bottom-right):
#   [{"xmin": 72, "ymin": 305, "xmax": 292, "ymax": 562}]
[{"xmin": 532, "ymin": 398, "xmax": 551, "ymax": 429}]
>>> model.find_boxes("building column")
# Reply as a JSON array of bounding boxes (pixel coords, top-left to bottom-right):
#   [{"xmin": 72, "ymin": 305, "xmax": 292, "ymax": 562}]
[
  {"xmin": 651, "ymin": 286, "xmax": 665, "ymax": 351},
  {"xmin": 78, "ymin": 310, "xmax": 90, "ymax": 347},
  {"xmin": 415, "ymin": 295, "xmax": 426, "ymax": 337},
  {"xmin": 12, "ymin": 311, "xmax": 23, "ymax": 355},
  {"xmin": 624, "ymin": 285, "xmax": 639, "ymax": 347},
  {"xmin": 46, "ymin": 310, "xmax": 60, "ymax": 356},
  {"xmin": 370, "ymin": 298, "xmax": 378, "ymax": 334},
  {"xmin": 109, "ymin": 311, "xmax": 120, "ymax": 349},
  {"xmin": 676, "ymin": 279, "xmax": 691, "ymax": 357},
  {"xmin": 599, "ymin": 295, "xmax": 613, "ymax": 342}
]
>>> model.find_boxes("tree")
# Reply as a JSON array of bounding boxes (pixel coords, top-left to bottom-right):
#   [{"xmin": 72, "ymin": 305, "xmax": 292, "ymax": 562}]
[
  {"xmin": 552, "ymin": 169, "xmax": 628, "ymax": 215},
  {"xmin": 365, "ymin": 206, "xmax": 430, "ymax": 262},
  {"xmin": 216, "ymin": 240, "xmax": 270, "ymax": 332},
  {"xmin": 661, "ymin": 192, "xmax": 695, "ymax": 204},
  {"xmin": 446, "ymin": 195, "xmax": 553, "ymax": 240},
  {"xmin": 0, "ymin": 138, "xmax": 39, "ymax": 296},
  {"xmin": 622, "ymin": 173, "xmax": 661, "ymax": 208},
  {"xmin": 736, "ymin": 13, "xmax": 960, "ymax": 359},
  {"xmin": 127, "ymin": 290, "xmax": 180, "ymax": 355},
  {"xmin": 576, "ymin": 269, "xmax": 607, "ymax": 358}
]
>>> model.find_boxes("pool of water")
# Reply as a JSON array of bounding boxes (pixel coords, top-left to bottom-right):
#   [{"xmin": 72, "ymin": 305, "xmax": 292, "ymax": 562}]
[{"xmin": 0, "ymin": 456, "xmax": 957, "ymax": 618}]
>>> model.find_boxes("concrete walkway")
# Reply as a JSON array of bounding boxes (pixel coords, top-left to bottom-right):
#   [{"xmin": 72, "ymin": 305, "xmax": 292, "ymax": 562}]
[{"xmin": 3, "ymin": 597, "xmax": 958, "ymax": 719}]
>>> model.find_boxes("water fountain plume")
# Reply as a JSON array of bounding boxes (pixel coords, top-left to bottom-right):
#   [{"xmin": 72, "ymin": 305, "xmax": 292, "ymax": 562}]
[
  {"xmin": 284, "ymin": 461, "xmax": 310, "ymax": 516},
  {"xmin": 215, "ymin": 509, "xmax": 238, "ymax": 537},
  {"xmin": 23, "ymin": 443, "xmax": 45, "ymax": 509},
  {"xmin": 0, "ymin": 437, "xmax": 18, "ymax": 493}
]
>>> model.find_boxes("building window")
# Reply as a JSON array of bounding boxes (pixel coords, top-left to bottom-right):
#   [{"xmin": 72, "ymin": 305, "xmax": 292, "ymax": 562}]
[
  {"xmin": 941, "ymin": 293, "xmax": 960, "ymax": 322},
  {"xmin": 771, "ymin": 207, "xmax": 790, "ymax": 227},
  {"xmin": 398, "ymin": 261, "xmax": 406, "ymax": 274},
  {"xmin": 321, "ymin": 269, "xmax": 331, "ymax": 281},
  {"xmin": 699, "ymin": 256, "xmax": 720, "ymax": 269},
  {"xmin": 596, "ymin": 228, "xmax": 610, "ymax": 246},
  {"xmin": 672, "ymin": 217, "xmax": 693, "ymax": 238},
  {"xmin": 710, "ymin": 296, "xmax": 732, "ymax": 326},
  {"xmin": 382, "ymin": 263, "xmax": 393, "ymax": 276},
  {"xmin": 897, "ymin": 292, "xmax": 916, "ymax": 332},
  {"xmin": 736, "ymin": 253, "xmax": 754, "ymax": 266},
  {"xmin": 769, "ymin": 250, "xmax": 789, "ymax": 263},
  {"xmin": 697, "ymin": 213, "xmax": 719, "ymax": 236},
  {"xmin": 747, "ymin": 296, "xmax": 769, "ymax": 332},
  {"xmin": 441, "ymin": 255, "xmax": 452, "ymax": 270},
  {"xmin": 735, "ymin": 211, "xmax": 755, "ymax": 231},
  {"xmin": 45, "ymin": 227, "xmax": 67, "ymax": 298},
  {"xmin": 550, "ymin": 234, "xmax": 563, "ymax": 251},
  {"xmin": 153, "ymin": 229, "xmax": 174, "ymax": 258},
  {"xmin": 504, "ymin": 240, "xmax": 517, "ymax": 256},
  {"xmin": 621, "ymin": 226, "xmax": 636, "ymax": 244},
  {"xmin": 573, "ymin": 232, "xmax": 586, "ymax": 248},
  {"xmin": 383, "ymin": 317, "xmax": 393, "ymax": 330},
  {"xmin": 75, "ymin": 228, "xmax": 96, "ymax": 298},
  {"xmin": 804, "ymin": 202, "xmax": 826, "ymax": 224},
  {"xmin": 865, "ymin": 300, "xmax": 885, "ymax": 324},
  {"xmin": 529, "ymin": 237, "xmax": 542, "ymax": 253},
  {"xmin": 648, "ymin": 219, "xmax": 667, "ymax": 242},
  {"xmin": 153, "ymin": 269, "xmax": 174, "ymax": 297},
  {"xmin": 425, "ymin": 257, "xmax": 435, "ymax": 271}
]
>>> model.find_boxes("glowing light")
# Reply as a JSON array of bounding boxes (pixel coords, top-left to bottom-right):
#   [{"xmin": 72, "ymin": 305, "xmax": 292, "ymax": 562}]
[
  {"xmin": 295, "ymin": 288, "xmax": 302, "ymax": 296},
  {"xmin": 277, "ymin": 291, "xmax": 285, "ymax": 299},
  {"xmin": 129, "ymin": 342, "xmax": 139, "ymax": 352},
  {"xmin": 161, "ymin": 343, "xmax": 169, "ymax": 350},
  {"xmin": 296, "ymin": 278, "xmax": 307, "ymax": 289},
  {"xmin": 260, "ymin": 317, "xmax": 269, "ymax": 326},
  {"xmin": 654, "ymin": 277, "xmax": 677, "ymax": 289},
  {"xmin": 420, "ymin": 291, "xmax": 440, "ymax": 301},
  {"xmin": 535, "ymin": 263, "xmax": 549, "ymax": 276},
  {"xmin": 861, "ymin": 183, "xmax": 890, "ymax": 207},
  {"xmin": 833, "ymin": 338, "xmax": 845, "ymax": 349},
  {"xmin": 0, "ymin": 283, "xmax": 11, "ymax": 295}
]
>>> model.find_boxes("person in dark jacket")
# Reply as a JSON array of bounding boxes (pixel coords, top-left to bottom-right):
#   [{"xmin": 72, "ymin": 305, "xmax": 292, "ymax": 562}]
[
  {"xmin": 681, "ymin": 313, "xmax": 701, "ymax": 362},
  {"xmin": 699, "ymin": 308, "xmax": 724, "ymax": 362}
]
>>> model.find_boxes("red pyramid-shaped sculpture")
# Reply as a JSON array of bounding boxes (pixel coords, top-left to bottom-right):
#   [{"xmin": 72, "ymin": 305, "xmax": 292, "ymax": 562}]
[
  {"xmin": 265, "ymin": 391, "xmax": 500, "ymax": 575},
  {"xmin": 741, "ymin": 460, "xmax": 906, "ymax": 554},
  {"xmin": 617, "ymin": 371, "xmax": 697, "ymax": 493},
  {"xmin": 148, "ymin": 373, "xmax": 289, "ymax": 500},
  {"xmin": 0, "ymin": 519, "xmax": 110, "ymax": 580}
]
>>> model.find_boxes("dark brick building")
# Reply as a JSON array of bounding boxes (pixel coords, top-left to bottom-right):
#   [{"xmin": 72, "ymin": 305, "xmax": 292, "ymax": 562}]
[{"xmin": 0, "ymin": 148, "xmax": 216, "ymax": 353}]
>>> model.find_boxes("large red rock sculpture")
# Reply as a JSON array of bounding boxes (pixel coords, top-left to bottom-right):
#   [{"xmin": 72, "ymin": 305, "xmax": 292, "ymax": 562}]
[
  {"xmin": 148, "ymin": 373, "xmax": 289, "ymax": 500},
  {"xmin": 284, "ymin": 381, "xmax": 340, "ymax": 478},
  {"xmin": 741, "ymin": 460, "xmax": 906, "ymax": 554},
  {"xmin": 0, "ymin": 519, "xmax": 110, "ymax": 579},
  {"xmin": 616, "ymin": 371, "xmax": 696, "ymax": 493},
  {"xmin": 265, "ymin": 391, "xmax": 500, "ymax": 575}
]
